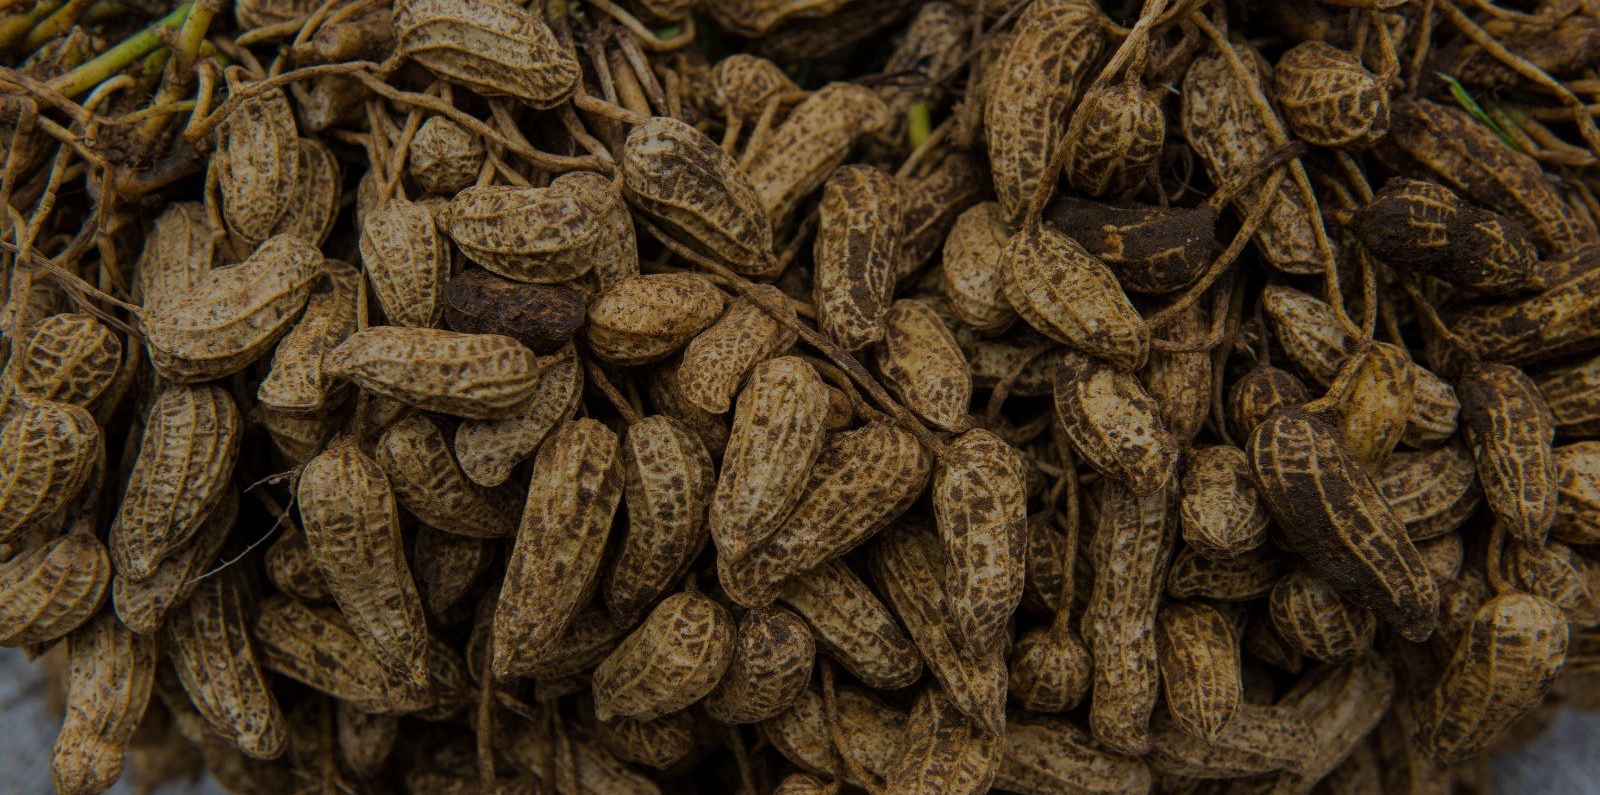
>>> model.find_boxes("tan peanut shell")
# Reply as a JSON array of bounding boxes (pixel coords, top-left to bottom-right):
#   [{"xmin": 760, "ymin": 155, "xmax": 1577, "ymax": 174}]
[
  {"xmin": 361, "ymin": 196, "xmax": 450, "ymax": 329},
  {"xmin": 1269, "ymin": 570, "xmax": 1377, "ymax": 663},
  {"xmin": 1248, "ymin": 407, "xmax": 1438, "ymax": 642},
  {"xmin": 1446, "ymin": 249, "xmax": 1600, "ymax": 368},
  {"xmin": 1146, "ymin": 703, "xmax": 1317, "ymax": 779},
  {"xmin": 622, "ymin": 116, "xmax": 774, "ymax": 277},
  {"xmin": 587, "ymin": 273, "xmax": 726, "ymax": 366},
  {"xmin": 298, "ymin": 436, "xmax": 429, "ymax": 684},
  {"xmin": 1181, "ymin": 43, "xmax": 1332, "ymax": 275},
  {"xmin": 885, "ymin": 686, "xmax": 1003, "ymax": 795},
  {"xmin": 271, "ymin": 138, "xmax": 340, "ymax": 246},
  {"xmin": 1002, "ymin": 225, "xmax": 1148, "ymax": 371},
  {"xmin": 1554, "ymin": 442, "xmax": 1600, "ymax": 544},
  {"xmin": 814, "ymin": 165, "xmax": 901, "ymax": 351},
  {"xmin": 0, "ymin": 399, "xmax": 100, "ymax": 544},
  {"xmin": 264, "ymin": 525, "xmax": 332, "ymax": 604},
  {"xmin": 1181, "ymin": 445, "xmax": 1271, "ymax": 559},
  {"xmin": 934, "ymin": 428, "xmax": 1025, "ymax": 656},
  {"xmin": 719, "ymin": 421, "xmax": 931, "ymax": 607},
  {"xmin": 444, "ymin": 171, "xmax": 632, "ymax": 284},
  {"xmin": 213, "ymin": 83, "xmax": 299, "ymax": 245},
  {"xmin": 706, "ymin": 54, "xmax": 796, "ymax": 120},
  {"xmin": 1416, "ymin": 532, "xmax": 1465, "ymax": 584},
  {"xmin": 1007, "ymin": 622, "xmax": 1092, "ymax": 714},
  {"xmin": 256, "ymin": 404, "xmax": 338, "ymax": 466},
  {"xmin": 164, "ymin": 570, "xmax": 287, "ymax": 759},
  {"xmin": 376, "ymin": 413, "xmax": 519, "ymax": 538},
  {"xmin": 898, "ymin": 153, "xmax": 985, "ymax": 280},
  {"xmin": 763, "ymin": 684, "xmax": 905, "ymax": 783},
  {"xmin": 1376, "ymin": 445, "xmax": 1481, "ymax": 541},
  {"xmin": 710, "ymin": 356, "xmax": 829, "ymax": 562},
  {"xmin": 412, "ymin": 524, "xmax": 490, "ymax": 618},
  {"xmin": 871, "ymin": 522, "xmax": 1007, "ymax": 736},
  {"xmin": 113, "ymin": 489, "xmax": 236, "ymax": 635},
  {"xmin": 454, "ymin": 344, "xmax": 581, "ymax": 486},
  {"xmin": 493, "ymin": 418, "xmax": 622, "ymax": 679},
  {"xmin": 522, "ymin": 606, "xmax": 628, "ymax": 681},
  {"xmin": 942, "ymin": 202, "xmax": 1017, "ymax": 334},
  {"xmin": 51, "ymin": 611, "xmax": 157, "ymax": 795},
  {"xmin": 10, "ymin": 313, "xmax": 121, "ymax": 410},
  {"xmin": 257, "ymin": 259, "xmax": 358, "ymax": 413},
  {"xmin": 0, "ymin": 531, "xmax": 110, "ymax": 646},
  {"xmin": 1417, "ymin": 593, "xmax": 1569, "ymax": 763},
  {"xmin": 1167, "ymin": 546, "xmax": 1288, "ymax": 602},
  {"xmin": 1458, "ymin": 361, "xmax": 1557, "ymax": 547},
  {"xmin": 779, "ymin": 560, "xmax": 923, "ymax": 690},
  {"xmin": 1336, "ymin": 342, "xmax": 1415, "ymax": 469},
  {"xmin": 335, "ymin": 702, "xmax": 397, "ymax": 779},
  {"xmin": 1142, "ymin": 300, "xmax": 1213, "ymax": 447},
  {"xmin": 392, "ymin": 0, "xmax": 579, "ymax": 108},
  {"xmin": 1020, "ymin": 514, "xmax": 1067, "ymax": 619},
  {"xmin": 142, "ymin": 234, "xmax": 324, "ymax": 383},
  {"xmin": 591, "ymin": 590, "xmax": 737, "ymax": 721},
  {"xmin": 1054, "ymin": 350, "xmax": 1178, "ymax": 495},
  {"xmin": 1537, "ymin": 353, "xmax": 1600, "ymax": 437},
  {"xmin": 326, "ymin": 327, "xmax": 545, "ymax": 419},
  {"xmin": 1062, "ymin": 79, "xmax": 1165, "ymax": 198},
  {"xmin": 1157, "ymin": 601, "xmax": 1243, "ymax": 743},
  {"xmin": 650, "ymin": 358, "xmax": 732, "ymax": 457},
  {"xmin": 984, "ymin": 0, "xmax": 1106, "ymax": 225},
  {"xmin": 1274, "ymin": 41, "xmax": 1389, "ymax": 150},
  {"xmin": 1227, "ymin": 364, "xmax": 1311, "ymax": 442},
  {"xmin": 879, "ymin": 299, "xmax": 973, "ymax": 431},
  {"xmin": 746, "ymin": 83, "xmax": 889, "ymax": 228},
  {"xmin": 591, "ymin": 710, "xmax": 697, "ymax": 770},
  {"xmin": 1083, "ymin": 481, "xmax": 1174, "ymax": 755},
  {"xmin": 252, "ymin": 596, "xmax": 434, "ymax": 714},
  {"xmin": 703, "ymin": 606, "xmax": 815, "ymax": 723},
  {"xmin": 134, "ymin": 202, "xmax": 216, "ymax": 315},
  {"xmin": 112, "ymin": 384, "xmax": 239, "ymax": 580},
  {"xmin": 1508, "ymin": 541, "xmax": 1600, "ymax": 628},
  {"xmin": 1270, "ymin": 653, "xmax": 1396, "ymax": 791},
  {"xmin": 677, "ymin": 285, "xmax": 798, "ymax": 414},
  {"xmin": 995, "ymin": 715, "xmax": 1153, "ymax": 795},
  {"xmin": 605, "ymin": 415, "xmax": 714, "ymax": 625},
  {"xmin": 408, "ymin": 116, "xmax": 483, "ymax": 195}
]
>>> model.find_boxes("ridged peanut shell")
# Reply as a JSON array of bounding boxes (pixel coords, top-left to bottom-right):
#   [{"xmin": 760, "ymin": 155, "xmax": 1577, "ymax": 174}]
[
  {"xmin": 995, "ymin": 715, "xmax": 1153, "ymax": 795},
  {"xmin": 1336, "ymin": 342, "xmax": 1416, "ymax": 469},
  {"xmin": 164, "ymin": 570, "xmax": 288, "ymax": 759},
  {"xmin": 11, "ymin": 313, "xmax": 121, "ymax": 409},
  {"xmin": 1554, "ymin": 442, "xmax": 1600, "ymax": 544},
  {"xmin": 492, "ymin": 419, "xmax": 623, "ymax": 679},
  {"xmin": 376, "ymin": 413, "xmax": 519, "ymax": 538},
  {"xmin": 605, "ymin": 415, "xmax": 714, "ymax": 625},
  {"xmin": 703, "ymin": 606, "xmax": 815, "ymax": 723},
  {"xmin": 710, "ymin": 356, "xmax": 829, "ymax": 562},
  {"xmin": 298, "ymin": 437, "xmax": 429, "ymax": 684},
  {"xmin": 592, "ymin": 591, "xmax": 737, "ymax": 721},
  {"xmin": 779, "ymin": 560, "xmax": 923, "ymax": 690},
  {"xmin": 134, "ymin": 202, "xmax": 216, "ymax": 315},
  {"xmin": 443, "ymin": 269, "xmax": 586, "ymax": 355},
  {"xmin": 143, "ymin": 234, "xmax": 324, "ymax": 383},
  {"xmin": 214, "ymin": 84, "xmax": 298, "ymax": 245},
  {"xmin": 257, "ymin": 260, "xmax": 358, "ymax": 413},
  {"xmin": 1146, "ymin": 703, "xmax": 1317, "ymax": 779},
  {"xmin": 408, "ymin": 116, "xmax": 483, "ymax": 195},
  {"xmin": 392, "ymin": 0, "xmax": 579, "ymax": 108},
  {"xmin": 1458, "ymin": 361, "xmax": 1557, "ymax": 547},
  {"xmin": 879, "ymin": 299, "xmax": 973, "ymax": 432},
  {"xmin": 942, "ymin": 202, "xmax": 1017, "ymax": 334},
  {"xmin": 453, "ymin": 345, "xmax": 582, "ymax": 486},
  {"xmin": 1269, "ymin": 570, "xmax": 1377, "ymax": 663},
  {"xmin": 1062, "ymin": 79, "xmax": 1166, "ymax": 198},
  {"xmin": 112, "ymin": 384, "xmax": 239, "ymax": 580},
  {"xmin": 326, "ymin": 327, "xmax": 545, "ymax": 419},
  {"xmin": 934, "ymin": 428, "xmax": 1025, "ymax": 656},
  {"xmin": 361, "ymin": 197, "xmax": 450, "ymax": 328},
  {"xmin": 0, "ymin": 399, "xmax": 100, "ymax": 544},
  {"xmin": 1157, "ymin": 601, "xmax": 1243, "ymax": 743},
  {"xmin": 443, "ymin": 171, "xmax": 630, "ymax": 284},
  {"xmin": 1002, "ymin": 225, "xmax": 1148, "ymax": 371},
  {"xmin": 1181, "ymin": 445, "xmax": 1271, "ymax": 559},
  {"xmin": 113, "ymin": 489, "xmax": 237, "ymax": 635},
  {"xmin": 270, "ymin": 138, "xmax": 340, "ymax": 246},
  {"xmin": 813, "ymin": 164, "xmax": 902, "ymax": 351},
  {"xmin": 1054, "ymin": 350, "xmax": 1178, "ymax": 495},
  {"xmin": 885, "ymin": 687, "xmax": 1003, "ymax": 795},
  {"xmin": 677, "ymin": 285, "xmax": 798, "ymax": 414},
  {"xmin": 0, "ymin": 532, "xmax": 110, "ymax": 646},
  {"xmin": 745, "ymin": 83, "xmax": 889, "ymax": 229},
  {"xmin": 51, "ymin": 611, "xmax": 157, "ymax": 795},
  {"xmin": 1376, "ymin": 445, "xmax": 1482, "ymax": 541},
  {"xmin": 1274, "ymin": 41, "xmax": 1389, "ymax": 150},
  {"xmin": 587, "ymin": 273, "xmax": 726, "ymax": 366},
  {"xmin": 252, "ymin": 596, "xmax": 436, "ymax": 714}
]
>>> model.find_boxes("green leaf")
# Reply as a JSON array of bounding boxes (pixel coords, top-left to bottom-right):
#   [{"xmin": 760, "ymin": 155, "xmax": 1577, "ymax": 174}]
[
  {"xmin": 907, "ymin": 101, "xmax": 932, "ymax": 149},
  {"xmin": 1436, "ymin": 72, "xmax": 1523, "ymax": 153}
]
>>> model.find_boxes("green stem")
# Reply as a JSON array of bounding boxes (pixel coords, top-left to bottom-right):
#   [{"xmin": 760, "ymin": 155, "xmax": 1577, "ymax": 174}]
[
  {"xmin": 0, "ymin": 0, "xmax": 63, "ymax": 51},
  {"xmin": 47, "ymin": 3, "xmax": 191, "ymax": 99},
  {"xmin": 20, "ymin": 0, "xmax": 96, "ymax": 52},
  {"xmin": 173, "ymin": 0, "xmax": 218, "ymax": 64}
]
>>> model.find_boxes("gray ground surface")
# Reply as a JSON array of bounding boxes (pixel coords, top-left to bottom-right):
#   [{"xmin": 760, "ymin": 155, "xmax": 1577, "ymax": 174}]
[{"xmin": 3, "ymin": 649, "xmax": 1597, "ymax": 793}]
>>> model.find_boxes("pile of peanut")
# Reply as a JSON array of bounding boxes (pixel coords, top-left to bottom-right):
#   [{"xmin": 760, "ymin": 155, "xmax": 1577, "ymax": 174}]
[{"xmin": 4, "ymin": 0, "xmax": 1600, "ymax": 792}]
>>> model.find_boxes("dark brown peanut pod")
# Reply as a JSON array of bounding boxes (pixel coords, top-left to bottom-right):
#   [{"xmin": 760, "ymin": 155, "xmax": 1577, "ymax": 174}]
[
  {"xmin": 813, "ymin": 164, "xmax": 901, "ymax": 351},
  {"xmin": 264, "ymin": 526, "xmax": 331, "ymax": 603},
  {"xmin": 493, "ymin": 418, "xmax": 623, "ymax": 679},
  {"xmin": 591, "ymin": 591, "xmax": 737, "ymax": 721},
  {"xmin": 1002, "ymin": 225, "xmax": 1149, "ymax": 371},
  {"xmin": 1538, "ymin": 352, "xmax": 1600, "ymax": 437},
  {"xmin": 1083, "ymin": 480, "xmax": 1174, "ymax": 755},
  {"xmin": 1007, "ymin": 621, "xmax": 1092, "ymax": 714},
  {"xmin": 1180, "ymin": 445, "xmax": 1271, "ymax": 559},
  {"xmin": 1046, "ymin": 198, "xmax": 1215, "ymax": 296},
  {"xmin": 392, "ymin": 0, "xmax": 579, "ymax": 107},
  {"xmin": 703, "ymin": 607, "xmax": 815, "ymax": 723},
  {"xmin": 1054, "ymin": 350, "xmax": 1179, "ymax": 495},
  {"xmin": 1266, "ymin": 654, "xmax": 1396, "ymax": 792},
  {"xmin": 1269, "ymin": 570, "xmax": 1377, "ymax": 664},
  {"xmin": 442, "ymin": 269, "xmax": 586, "ymax": 355},
  {"xmin": 1416, "ymin": 593, "xmax": 1568, "ymax": 764},
  {"xmin": 1355, "ymin": 178, "xmax": 1543, "ymax": 295},
  {"xmin": 1248, "ymin": 407, "xmax": 1438, "ymax": 642},
  {"xmin": 1157, "ymin": 601, "xmax": 1243, "ymax": 744},
  {"xmin": 984, "ymin": 0, "xmax": 1106, "ymax": 225},
  {"xmin": 605, "ymin": 415, "xmax": 714, "ymax": 626},
  {"xmin": 1458, "ymin": 362, "xmax": 1557, "ymax": 547},
  {"xmin": 1062, "ymin": 78, "xmax": 1165, "ymax": 198},
  {"xmin": 1274, "ymin": 41, "xmax": 1389, "ymax": 150},
  {"xmin": 1446, "ymin": 248, "xmax": 1600, "ymax": 368}
]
